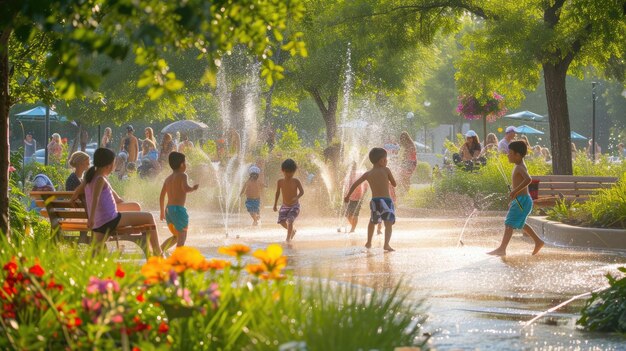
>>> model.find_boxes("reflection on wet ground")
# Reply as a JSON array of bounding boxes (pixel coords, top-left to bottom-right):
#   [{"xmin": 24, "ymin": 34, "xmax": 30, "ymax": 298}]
[{"xmin": 156, "ymin": 211, "xmax": 626, "ymax": 350}]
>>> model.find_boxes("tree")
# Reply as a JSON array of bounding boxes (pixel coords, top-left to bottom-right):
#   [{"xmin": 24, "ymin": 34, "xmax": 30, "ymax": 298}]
[
  {"xmin": 282, "ymin": 0, "xmax": 449, "ymax": 147},
  {"xmin": 449, "ymin": 1, "xmax": 625, "ymax": 174},
  {"xmin": 0, "ymin": 0, "xmax": 306, "ymax": 235}
]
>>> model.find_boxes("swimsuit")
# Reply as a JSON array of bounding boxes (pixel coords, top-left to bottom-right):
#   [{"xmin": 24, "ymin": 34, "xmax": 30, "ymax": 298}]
[
  {"xmin": 166, "ymin": 205, "xmax": 189, "ymax": 236},
  {"xmin": 505, "ymin": 193, "xmax": 533, "ymax": 229},
  {"xmin": 245, "ymin": 198, "xmax": 260, "ymax": 215},
  {"xmin": 278, "ymin": 203, "xmax": 300, "ymax": 224},
  {"xmin": 370, "ymin": 197, "xmax": 395, "ymax": 224}
]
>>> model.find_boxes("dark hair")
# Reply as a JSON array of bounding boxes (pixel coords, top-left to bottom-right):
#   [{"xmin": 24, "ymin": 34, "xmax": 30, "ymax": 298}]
[
  {"xmin": 169, "ymin": 152, "xmax": 185, "ymax": 170},
  {"xmin": 85, "ymin": 148, "xmax": 116, "ymax": 183},
  {"xmin": 281, "ymin": 158, "xmax": 297, "ymax": 172},
  {"xmin": 250, "ymin": 173, "xmax": 259, "ymax": 180},
  {"xmin": 509, "ymin": 141, "xmax": 527, "ymax": 157},
  {"xmin": 369, "ymin": 147, "xmax": 387, "ymax": 164}
]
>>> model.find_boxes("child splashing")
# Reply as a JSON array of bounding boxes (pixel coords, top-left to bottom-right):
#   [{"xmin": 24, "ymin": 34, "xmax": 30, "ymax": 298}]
[
  {"xmin": 79, "ymin": 148, "xmax": 163, "ymax": 256},
  {"xmin": 240, "ymin": 165, "xmax": 264, "ymax": 226},
  {"xmin": 487, "ymin": 141, "xmax": 544, "ymax": 256}
]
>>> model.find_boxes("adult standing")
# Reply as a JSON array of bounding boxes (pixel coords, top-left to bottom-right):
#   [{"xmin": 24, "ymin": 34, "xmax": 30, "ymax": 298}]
[
  {"xmin": 24, "ymin": 132, "xmax": 37, "ymax": 160},
  {"xmin": 144, "ymin": 127, "xmax": 157, "ymax": 146},
  {"xmin": 119, "ymin": 125, "xmax": 139, "ymax": 162},
  {"xmin": 47, "ymin": 133, "xmax": 63, "ymax": 164},
  {"xmin": 101, "ymin": 127, "xmax": 113, "ymax": 149},
  {"xmin": 398, "ymin": 131, "xmax": 417, "ymax": 190},
  {"xmin": 158, "ymin": 133, "xmax": 176, "ymax": 165},
  {"xmin": 586, "ymin": 139, "xmax": 601, "ymax": 158},
  {"xmin": 177, "ymin": 133, "xmax": 194, "ymax": 153},
  {"xmin": 498, "ymin": 126, "xmax": 516, "ymax": 154}
]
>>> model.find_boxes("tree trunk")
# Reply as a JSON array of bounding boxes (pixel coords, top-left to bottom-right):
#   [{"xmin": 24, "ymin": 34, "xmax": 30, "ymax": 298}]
[
  {"xmin": 543, "ymin": 62, "xmax": 573, "ymax": 175},
  {"xmin": 482, "ymin": 115, "xmax": 487, "ymax": 143},
  {"xmin": 0, "ymin": 29, "xmax": 12, "ymax": 236},
  {"xmin": 308, "ymin": 88, "xmax": 338, "ymax": 144}
]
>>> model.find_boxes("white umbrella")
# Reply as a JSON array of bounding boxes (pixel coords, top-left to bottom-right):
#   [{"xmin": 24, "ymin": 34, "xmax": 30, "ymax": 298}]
[{"xmin": 161, "ymin": 120, "xmax": 209, "ymax": 134}]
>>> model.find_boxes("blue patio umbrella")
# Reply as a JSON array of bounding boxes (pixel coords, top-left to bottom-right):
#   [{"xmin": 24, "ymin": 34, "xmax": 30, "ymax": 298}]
[
  {"xmin": 515, "ymin": 125, "xmax": 544, "ymax": 134},
  {"xmin": 570, "ymin": 131, "xmax": 587, "ymax": 140},
  {"xmin": 504, "ymin": 110, "xmax": 547, "ymax": 123}
]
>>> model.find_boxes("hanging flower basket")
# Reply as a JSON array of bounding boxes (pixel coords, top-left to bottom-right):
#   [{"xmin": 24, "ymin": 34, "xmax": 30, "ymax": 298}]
[{"xmin": 456, "ymin": 92, "xmax": 507, "ymax": 122}]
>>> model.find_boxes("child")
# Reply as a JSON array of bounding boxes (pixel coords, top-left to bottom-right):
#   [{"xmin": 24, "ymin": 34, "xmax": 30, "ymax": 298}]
[
  {"xmin": 240, "ymin": 165, "xmax": 264, "ymax": 226},
  {"xmin": 344, "ymin": 147, "xmax": 397, "ymax": 251},
  {"xmin": 344, "ymin": 162, "xmax": 368, "ymax": 233},
  {"xmin": 66, "ymin": 151, "xmax": 90, "ymax": 191},
  {"xmin": 81, "ymin": 148, "xmax": 162, "ymax": 256},
  {"xmin": 159, "ymin": 152, "xmax": 199, "ymax": 251},
  {"xmin": 273, "ymin": 159, "xmax": 304, "ymax": 241},
  {"xmin": 487, "ymin": 141, "xmax": 544, "ymax": 256}
]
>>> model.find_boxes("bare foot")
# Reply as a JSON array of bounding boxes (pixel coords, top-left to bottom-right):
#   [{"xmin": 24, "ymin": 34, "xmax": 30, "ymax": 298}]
[
  {"xmin": 383, "ymin": 245, "xmax": 395, "ymax": 252},
  {"xmin": 487, "ymin": 248, "xmax": 506, "ymax": 256},
  {"xmin": 349, "ymin": 229, "xmax": 355, "ymax": 233},
  {"xmin": 532, "ymin": 240, "xmax": 544, "ymax": 255},
  {"xmin": 365, "ymin": 242, "xmax": 372, "ymax": 249},
  {"xmin": 289, "ymin": 229, "xmax": 297, "ymax": 240},
  {"xmin": 376, "ymin": 229, "xmax": 383, "ymax": 235},
  {"xmin": 253, "ymin": 221, "xmax": 258, "ymax": 226}
]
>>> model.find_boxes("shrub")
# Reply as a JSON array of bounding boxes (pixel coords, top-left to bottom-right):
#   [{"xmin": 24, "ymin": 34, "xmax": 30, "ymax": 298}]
[
  {"xmin": 0, "ymin": 239, "xmax": 428, "ymax": 350},
  {"xmin": 578, "ymin": 267, "xmax": 626, "ymax": 332},
  {"xmin": 275, "ymin": 124, "xmax": 302, "ymax": 151},
  {"xmin": 413, "ymin": 161, "xmax": 432, "ymax": 183}
]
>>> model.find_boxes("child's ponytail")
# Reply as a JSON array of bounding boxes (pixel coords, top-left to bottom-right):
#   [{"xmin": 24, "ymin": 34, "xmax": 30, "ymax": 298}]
[{"xmin": 85, "ymin": 148, "xmax": 116, "ymax": 184}]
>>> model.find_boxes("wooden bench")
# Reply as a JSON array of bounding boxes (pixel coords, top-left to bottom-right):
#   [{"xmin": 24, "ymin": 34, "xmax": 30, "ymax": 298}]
[
  {"xmin": 30, "ymin": 191, "xmax": 152, "ymax": 258},
  {"xmin": 532, "ymin": 175, "xmax": 618, "ymax": 208}
]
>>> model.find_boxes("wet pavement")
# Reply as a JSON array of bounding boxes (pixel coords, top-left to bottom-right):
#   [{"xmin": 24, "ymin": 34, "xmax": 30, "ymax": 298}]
[{"xmin": 151, "ymin": 210, "xmax": 626, "ymax": 350}]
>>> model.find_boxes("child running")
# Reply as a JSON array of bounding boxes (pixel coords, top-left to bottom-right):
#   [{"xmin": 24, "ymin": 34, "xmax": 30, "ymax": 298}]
[
  {"xmin": 240, "ymin": 165, "xmax": 264, "ymax": 226},
  {"xmin": 273, "ymin": 159, "xmax": 304, "ymax": 241},
  {"xmin": 344, "ymin": 147, "xmax": 397, "ymax": 251},
  {"xmin": 82, "ymin": 148, "xmax": 162, "ymax": 256},
  {"xmin": 159, "ymin": 152, "xmax": 199, "ymax": 252},
  {"xmin": 487, "ymin": 141, "xmax": 544, "ymax": 256}
]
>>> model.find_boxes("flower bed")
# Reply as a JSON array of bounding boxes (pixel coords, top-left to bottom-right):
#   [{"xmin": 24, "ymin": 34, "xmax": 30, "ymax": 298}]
[{"xmin": 0, "ymin": 238, "xmax": 427, "ymax": 350}]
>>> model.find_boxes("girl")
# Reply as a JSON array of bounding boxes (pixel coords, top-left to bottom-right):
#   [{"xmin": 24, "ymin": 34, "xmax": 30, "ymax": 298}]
[
  {"xmin": 66, "ymin": 151, "xmax": 90, "ymax": 191},
  {"xmin": 81, "ymin": 148, "xmax": 162, "ymax": 256},
  {"xmin": 144, "ymin": 127, "xmax": 157, "ymax": 146},
  {"xmin": 101, "ymin": 127, "xmax": 113, "ymax": 149},
  {"xmin": 158, "ymin": 133, "xmax": 176, "ymax": 165},
  {"xmin": 47, "ymin": 133, "xmax": 63, "ymax": 164},
  {"xmin": 460, "ymin": 130, "xmax": 482, "ymax": 161}
]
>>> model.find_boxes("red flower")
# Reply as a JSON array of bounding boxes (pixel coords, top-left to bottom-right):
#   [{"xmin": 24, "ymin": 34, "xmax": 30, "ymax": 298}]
[
  {"xmin": 115, "ymin": 264, "xmax": 125, "ymax": 278},
  {"xmin": 132, "ymin": 316, "xmax": 151, "ymax": 332},
  {"xmin": 132, "ymin": 348, "xmax": 141, "ymax": 351},
  {"xmin": 158, "ymin": 321, "xmax": 169, "ymax": 334},
  {"xmin": 28, "ymin": 260, "xmax": 45, "ymax": 278},
  {"xmin": 136, "ymin": 293, "xmax": 145, "ymax": 302},
  {"xmin": 3, "ymin": 257, "xmax": 17, "ymax": 275}
]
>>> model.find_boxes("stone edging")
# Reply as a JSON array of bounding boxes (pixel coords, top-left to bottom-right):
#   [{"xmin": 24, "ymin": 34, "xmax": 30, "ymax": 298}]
[{"xmin": 527, "ymin": 216, "xmax": 626, "ymax": 251}]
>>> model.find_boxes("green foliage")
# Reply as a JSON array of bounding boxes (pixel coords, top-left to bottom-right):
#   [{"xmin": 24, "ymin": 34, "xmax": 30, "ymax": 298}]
[
  {"xmin": 0, "ymin": 238, "xmax": 427, "ymax": 350},
  {"xmin": 275, "ymin": 124, "xmax": 302, "ymax": 151},
  {"xmin": 200, "ymin": 139, "xmax": 217, "ymax": 161},
  {"xmin": 573, "ymin": 153, "xmax": 626, "ymax": 177},
  {"xmin": 578, "ymin": 267, "xmax": 626, "ymax": 332},
  {"xmin": 547, "ymin": 172, "xmax": 626, "ymax": 229},
  {"xmin": 22, "ymin": 162, "xmax": 72, "ymax": 192},
  {"xmin": 413, "ymin": 161, "xmax": 432, "ymax": 183}
]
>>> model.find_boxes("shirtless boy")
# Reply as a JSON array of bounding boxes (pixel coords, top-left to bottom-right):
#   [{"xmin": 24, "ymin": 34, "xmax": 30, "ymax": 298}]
[
  {"xmin": 273, "ymin": 159, "xmax": 304, "ymax": 241},
  {"xmin": 487, "ymin": 141, "xmax": 544, "ymax": 256},
  {"xmin": 344, "ymin": 147, "xmax": 397, "ymax": 251},
  {"xmin": 159, "ymin": 152, "xmax": 199, "ymax": 251},
  {"xmin": 240, "ymin": 165, "xmax": 264, "ymax": 225}
]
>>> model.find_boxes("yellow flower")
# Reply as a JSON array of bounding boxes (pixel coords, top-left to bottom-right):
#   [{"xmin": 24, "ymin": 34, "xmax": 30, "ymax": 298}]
[
  {"xmin": 245, "ymin": 263, "xmax": 266, "ymax": 276},
  {"xmin": 253, "ymin": 244, "xmax": 287, "ymax": 275},
  {"xmin": 141, "ymin": 257, "xmax": 171, "ymax": 284},
  {"xmin": 218, "ymin": 244, "xmax": 250, "ymax": 257},
  {"xmin": 198, "ymin": 258, "xmax": 231, "ymax": 271},
  {"xmin": 167, "ymin": 246, "xmax": 206, "ymax": 272}
]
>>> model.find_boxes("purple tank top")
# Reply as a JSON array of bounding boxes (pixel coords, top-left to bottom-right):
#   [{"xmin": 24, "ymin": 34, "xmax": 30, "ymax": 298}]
[{"xmin": 84, "ymin": 175, "xmax": 118, "ymax": 228}]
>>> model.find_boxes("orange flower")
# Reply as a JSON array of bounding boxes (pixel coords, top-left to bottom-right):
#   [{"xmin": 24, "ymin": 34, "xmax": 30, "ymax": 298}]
[
  {"xmin": 245, "ymin": 263, "xmax": 265, "ymax": 276},
  {"xmin": 253, "ymin": 244, "xmax": 287, "ymax": 275},
  {"xmin": 218, "ymin": 244, "xmax": 250, "ymax": 257},
  {"xmin": 260, "ymin": 272, "xmax": 287, "ymax": 281},
  {"xmin": 167, "ymin": 246, "xmax": 206, "ymax": 272},
  {"xmin": 198, "ymin": 259, "xmax": 231, "ymax": 272},
  {"xmin": 141, "ymin": 257, "xmax": 171, "ymax": 284},
  {"xmin": 115, "ymin": 263, "xmax": 125, "ymax": 278}
]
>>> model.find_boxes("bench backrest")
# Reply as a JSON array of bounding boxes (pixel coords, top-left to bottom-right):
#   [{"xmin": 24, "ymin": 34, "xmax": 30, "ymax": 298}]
[
  {"xmin": 533, "ymin": 175, "xmax": 617, "ymax": 199},
  {"xmin": 30, "ymin": 191, "xmax": 88, "ymax": 230}
]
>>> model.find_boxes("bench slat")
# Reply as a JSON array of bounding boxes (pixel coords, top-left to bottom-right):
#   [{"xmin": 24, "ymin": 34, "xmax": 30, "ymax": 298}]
[
  {"xmin": 538, "ymin": 189, "xmax": 600, "ymax": 196},
  {"xmin": 35, "ymin": 199, "xmax": 83, "ymax": 208},
  {"xmin": 52, "ymin": 210, "xmax": 89, "ymax": 219},
  {"xmin": 533, "ymin": 175, "xmax": 617, "ymax": 183},
  {"xmin": 537, "ymin": 182, "xmax": 614, "ymax": 190}
]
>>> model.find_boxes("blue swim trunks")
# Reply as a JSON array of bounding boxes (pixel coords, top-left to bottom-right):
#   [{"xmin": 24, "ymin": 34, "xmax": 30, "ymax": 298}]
[
  {"xmin": 370, "ymin": 197, "xmax": 395, "ymax": 224},
  {"xmin": 166, "ymin": 205, "xmax": 189, "ymax": 236},
  {"xmin": 505, "ymin": 194, "xmax": 533, "ymax": 229},
  {"xmin": 245, "ymin": 198, "xmax": 260, "ymax": 215}
]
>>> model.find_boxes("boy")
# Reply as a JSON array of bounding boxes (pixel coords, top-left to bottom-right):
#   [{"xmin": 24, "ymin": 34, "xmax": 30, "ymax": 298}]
[
  {"xmin": 159, "ymin": 152, "xmax": 199, "ymax": 251},
  {"xmin": 344, "ymin": 148, "xmax": 397, "ymax": 251},
  {"xmin": 273, "ymin": 159, "xmax": 304, "ymax": 241},
  {"xmin": 487, "ymin": 141, "xmax": 544, "ymax": 256},
  {"xmin": 240, "ymin": 165, "xmax": 264, "ymax": 226}
]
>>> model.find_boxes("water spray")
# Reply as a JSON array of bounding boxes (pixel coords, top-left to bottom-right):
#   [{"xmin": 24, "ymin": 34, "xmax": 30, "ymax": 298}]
[{"xmin": 495, "ymin": 157, "xmax": 523, "ymax": 211}]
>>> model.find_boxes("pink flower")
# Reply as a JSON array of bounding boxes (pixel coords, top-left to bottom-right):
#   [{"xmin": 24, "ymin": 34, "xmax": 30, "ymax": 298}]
[{"xmin": 86, "ymin": 277, "xmax": 120, "ymax": 294}]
